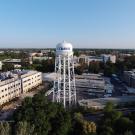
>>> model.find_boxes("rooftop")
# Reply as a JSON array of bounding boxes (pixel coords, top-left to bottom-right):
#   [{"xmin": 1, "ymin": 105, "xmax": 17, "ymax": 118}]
[{"xmin": 0, "ymin": 70, "xmax": 40, "ymax": 86}]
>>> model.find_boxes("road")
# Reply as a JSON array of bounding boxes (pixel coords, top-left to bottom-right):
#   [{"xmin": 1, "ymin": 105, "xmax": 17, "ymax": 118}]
[{"xmin": 84, "ymin": 108, "xmax": 135, "ymax": 122}]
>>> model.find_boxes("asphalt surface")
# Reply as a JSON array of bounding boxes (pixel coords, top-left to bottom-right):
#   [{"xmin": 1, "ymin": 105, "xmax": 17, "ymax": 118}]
[{"xmin": 84, "ymin": 108, "xmax": 135, "ymax": 122}]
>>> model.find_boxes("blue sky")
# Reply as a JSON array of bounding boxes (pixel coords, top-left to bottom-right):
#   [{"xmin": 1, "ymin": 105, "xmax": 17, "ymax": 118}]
[{"xmin": 0, "ymin": 0, "xmax": 135, "ymax": 48}]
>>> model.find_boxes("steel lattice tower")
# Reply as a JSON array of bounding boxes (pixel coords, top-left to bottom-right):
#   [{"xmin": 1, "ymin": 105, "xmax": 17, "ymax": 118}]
[{"xmin": 53, "ymin": 41, "xmax": 76, "ymax": 108}]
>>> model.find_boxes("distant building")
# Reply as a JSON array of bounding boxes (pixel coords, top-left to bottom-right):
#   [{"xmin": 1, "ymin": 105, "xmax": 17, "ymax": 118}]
[
  {"xmin": 41, "ymin": 49, "xmax": 51, "ymax": 54},
  {"xmin": 29, "ymin": 52, "xmax": 43, "ymax": 57},
  {"xmin": 2, "ymin": 59, "xmax": 22, "ymax": 69},
  {"xmin": 102, "ymin": 54, "xmax": 116, "ymax": 63},
  {"xmin": 76, "ymin": 54, "xmax": 116, "ymax": 66},
  {"xmin": 32, "ymin": 56, "xmax": 52, "ymax": 61},
  {"xmin": 2, "ymin": 59, "xmax": 21, "ymax": 64},
  {"xmin": 0, "ymin": 61, "xmax": 3, "ymax": 70},
  {"xmin": 123, "ymin": 70, "xmax": 135, "ymax": 88},
  {"xmin": 0, "ymin": 51, "xmax": 4, "ymax": 54},
  {"xmin": 0, "ymin": 70, "xmax": 42, "ymax": 105}
]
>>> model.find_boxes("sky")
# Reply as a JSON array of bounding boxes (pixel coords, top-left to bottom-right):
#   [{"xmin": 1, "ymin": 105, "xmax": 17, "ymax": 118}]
[{"xmin": 0, "ymin": 0, "xmax": 135, "ymax": 49}]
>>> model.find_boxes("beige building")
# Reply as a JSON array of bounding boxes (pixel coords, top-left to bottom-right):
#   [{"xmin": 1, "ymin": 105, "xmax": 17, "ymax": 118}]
[
  {"xmin": 21, "ymin": 71, "xmax": 42, "ymax": 93},
  {"xmin": 0, "ymin": 70, "xmax": 42, "ymax": 105},
  {"xmin": 0, "ymin": 61, "xmax": 2, "ymax": 70}
]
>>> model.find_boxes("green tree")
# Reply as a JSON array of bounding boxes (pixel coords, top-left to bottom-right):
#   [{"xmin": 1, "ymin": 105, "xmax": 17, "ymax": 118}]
[
  {"xmin": 15, "ymin": 121, "xmax": 35, "ymax": 135},
  {"xmin": 72, "ymin": 112, "xmax": 96, "ymax": 135},
  {"xmin": 0, "ymin": 122, "xmax": 11, "ymax": 135},
  {"xmin": 114, "ymin": 117, "xmax": 134, "ymax": 134},
  {"xmin": 124, "ymin": 131, "xmax": 133, "ymax": 135},
  {"xmin": 88, "ymin": 62, "xmax": 100, "ymax": 73},
  {"xmin": 14, "ymin": 93, "xmax": 72, "ymax": 135},
  {"xmin": 2, "ymin": 63, "xmax": 14, "ymax": 71}
]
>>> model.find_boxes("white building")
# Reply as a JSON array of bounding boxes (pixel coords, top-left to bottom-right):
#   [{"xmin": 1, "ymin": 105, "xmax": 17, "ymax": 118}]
[
  {"xmin": 0, "ymin": 61, "xmax": 2, "ymax": 70},
  {"xmin": 76, "ymin": 54, "xmax": 116, "ymax": 66},
  {"xmin": 102, "ymin": 54, "xmax": 116, "ymax": 63},
  {"xmin": 21, "ymin": 71, "xmax": 42, "ymax": 93},
  {"xmin": 32, "ymin": 56, "xmax": 52, "ymax": 61},
  {"xmin": 0, "ymin": 70, "xmax": 42, "ymax": 105}
]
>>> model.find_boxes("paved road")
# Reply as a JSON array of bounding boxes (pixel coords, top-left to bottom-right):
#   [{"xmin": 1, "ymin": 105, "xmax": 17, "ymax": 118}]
[{"xmin": 84, "ymin": 108, "xmax": 135, "ymax": 122}]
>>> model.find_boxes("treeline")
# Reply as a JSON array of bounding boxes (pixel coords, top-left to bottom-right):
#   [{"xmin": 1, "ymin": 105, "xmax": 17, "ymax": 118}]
[
  {"xmin": 75, "ymin": 56, "xmax": 135, "ymax": 76},
  {"xmin": 0, "ymin": 92, "xmax": 96, "ymax": 135},
  {"xmin": 0, "ymin": 52, "xmax": 28, "ymax": 60},
  {"xmin": 33, "ymin": 59, "xmax": 55, "ymax": 72},
  {"xmin": 1, "ymin": 93, "xmax": 135, "ymax": 135},
  {"xmin": 97, "ymin": 102, "xmax": 135, "ymax": 135}
]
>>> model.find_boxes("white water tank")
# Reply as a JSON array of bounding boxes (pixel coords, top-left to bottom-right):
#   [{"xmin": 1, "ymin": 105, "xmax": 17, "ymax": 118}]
[{"xmin": 56, "ymin": 41, "xmax": 73, "ymax": 56}]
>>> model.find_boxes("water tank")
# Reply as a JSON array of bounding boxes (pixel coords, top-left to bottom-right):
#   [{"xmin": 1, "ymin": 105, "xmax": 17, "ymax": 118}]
[{"xmin": 56, "ymin": 41, "xmax": 73, "ymax": 56}]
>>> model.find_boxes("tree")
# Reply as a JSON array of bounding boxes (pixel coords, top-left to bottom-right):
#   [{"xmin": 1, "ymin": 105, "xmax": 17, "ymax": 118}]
[
  {"xmin": 114, "ymin": 117, "xmax": 134, "ymax": 134},
  {"xmin": 124, "ymin": 131, "xmax": 133, "ymax": 135},
  {"xmin": 88, "ymin": 62, "xmax": 100, "ymax": 73},
  {"xmin": 14, "ymin": 93, "xmax": 72, "ymax": 135},
  {"xmin": 2, "ymin": 63, "xmax": 14, "ymax": 71},
  {"xmin": 15, "ymin": 121, "xmax": 35, "ymax": 135},
  {"xmin": 0, "ymin": 122, "xmax": 11, "ymax": 135},
  {"xmin": 72, "ymin": 112, "xmax": 96, "ymax": 135}
]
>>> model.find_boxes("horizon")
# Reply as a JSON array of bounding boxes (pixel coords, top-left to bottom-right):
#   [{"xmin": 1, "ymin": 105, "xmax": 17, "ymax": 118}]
[{"xmin": 0, "ymin": 0, "xmax": 135, "ymax": 49}]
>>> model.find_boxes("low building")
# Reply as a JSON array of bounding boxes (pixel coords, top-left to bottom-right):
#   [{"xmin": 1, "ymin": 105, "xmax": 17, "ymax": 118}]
[
  {"xmin": 2, "ymin": 59, "xmax": 22, "ymax": 68},
  {"xmin": 0, "ymin": 61, "xmax": 2, "ymax": 70},
  {"xmin": 76, "ymin": 54, "xmax": 116, "ymax": 66},
  {"xmin": 21, "ymin": 71, "xmax": 42, "ymax": 93},
  {"xmin": 0, "ymin": 70, "xmax": 42, "ymax": 105},
  {"xmin": 2, "ymin": 59, "xmax": 21, "ymax": 64},
  {"xmin": 102, "ymin": 54, "xmax": 116, "ymax": 63},
  {"xmin": 32, "ymin": 56, "xmax": 52, "ymax": 61},
  {"xmin": 123, "ymin": 70, "xmax": 135, "ymax": 88}
]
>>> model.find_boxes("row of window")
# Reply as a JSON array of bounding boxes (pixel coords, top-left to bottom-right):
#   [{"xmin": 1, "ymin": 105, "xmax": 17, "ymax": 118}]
[
  {"xmin": 23, "ymin": 79, "xmax": 41, "ymax": 88},
  {"xmin": 1, "ymin": 78, "xmax": 41, "ymax": 93},
  {"xmin": 1, "ymin": 83, "xmax": 21, "ymax": 93},
  {"xmin": 23, "ymin": 74, "xmax": 41, "ymax": 83},
  {"xmin": 0, "ymin": 89, "xmax": 20, "ymax": 99}
]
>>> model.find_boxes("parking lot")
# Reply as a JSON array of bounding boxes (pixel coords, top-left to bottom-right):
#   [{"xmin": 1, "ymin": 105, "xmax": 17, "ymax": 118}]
[{"xmin": 111, "ymin": 76, "xmax": 128, "ymax": 97}]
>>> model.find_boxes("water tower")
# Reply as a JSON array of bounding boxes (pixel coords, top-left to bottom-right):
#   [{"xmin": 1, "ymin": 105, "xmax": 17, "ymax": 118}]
[{"xmin": 53, "ymin": 41, "xmax": 76, "ymax": 108}]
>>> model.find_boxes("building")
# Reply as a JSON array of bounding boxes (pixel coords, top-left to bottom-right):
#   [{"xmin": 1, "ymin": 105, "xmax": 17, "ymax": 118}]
[
  {"xmin": 102, "ymin": 54, "xmax": 116, "ymax": 63},
  {"xmin": 76, "ymin": 54, "xmax": 116, "ymax": 66},
  {"xmin": 32, "ymin": 56, "xmax": 52, "ymax": 61},
  {"xmin": 123, "ymin": 70, "xmax": 135, "ymax": 88},
  {"xmin": 0, "ymin": 61, "xmax": 3, "ymax": 70},
  {"xmin": 21, "ymin": 70, "xmax": 42, "ymax": 93},
  {"xmin": 2, "ymin": 59, "xmax": 22, "ymax": 68},
  {"xmin": 0, "ymin": 70, "xmax": 42, "ymax": 105}
]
